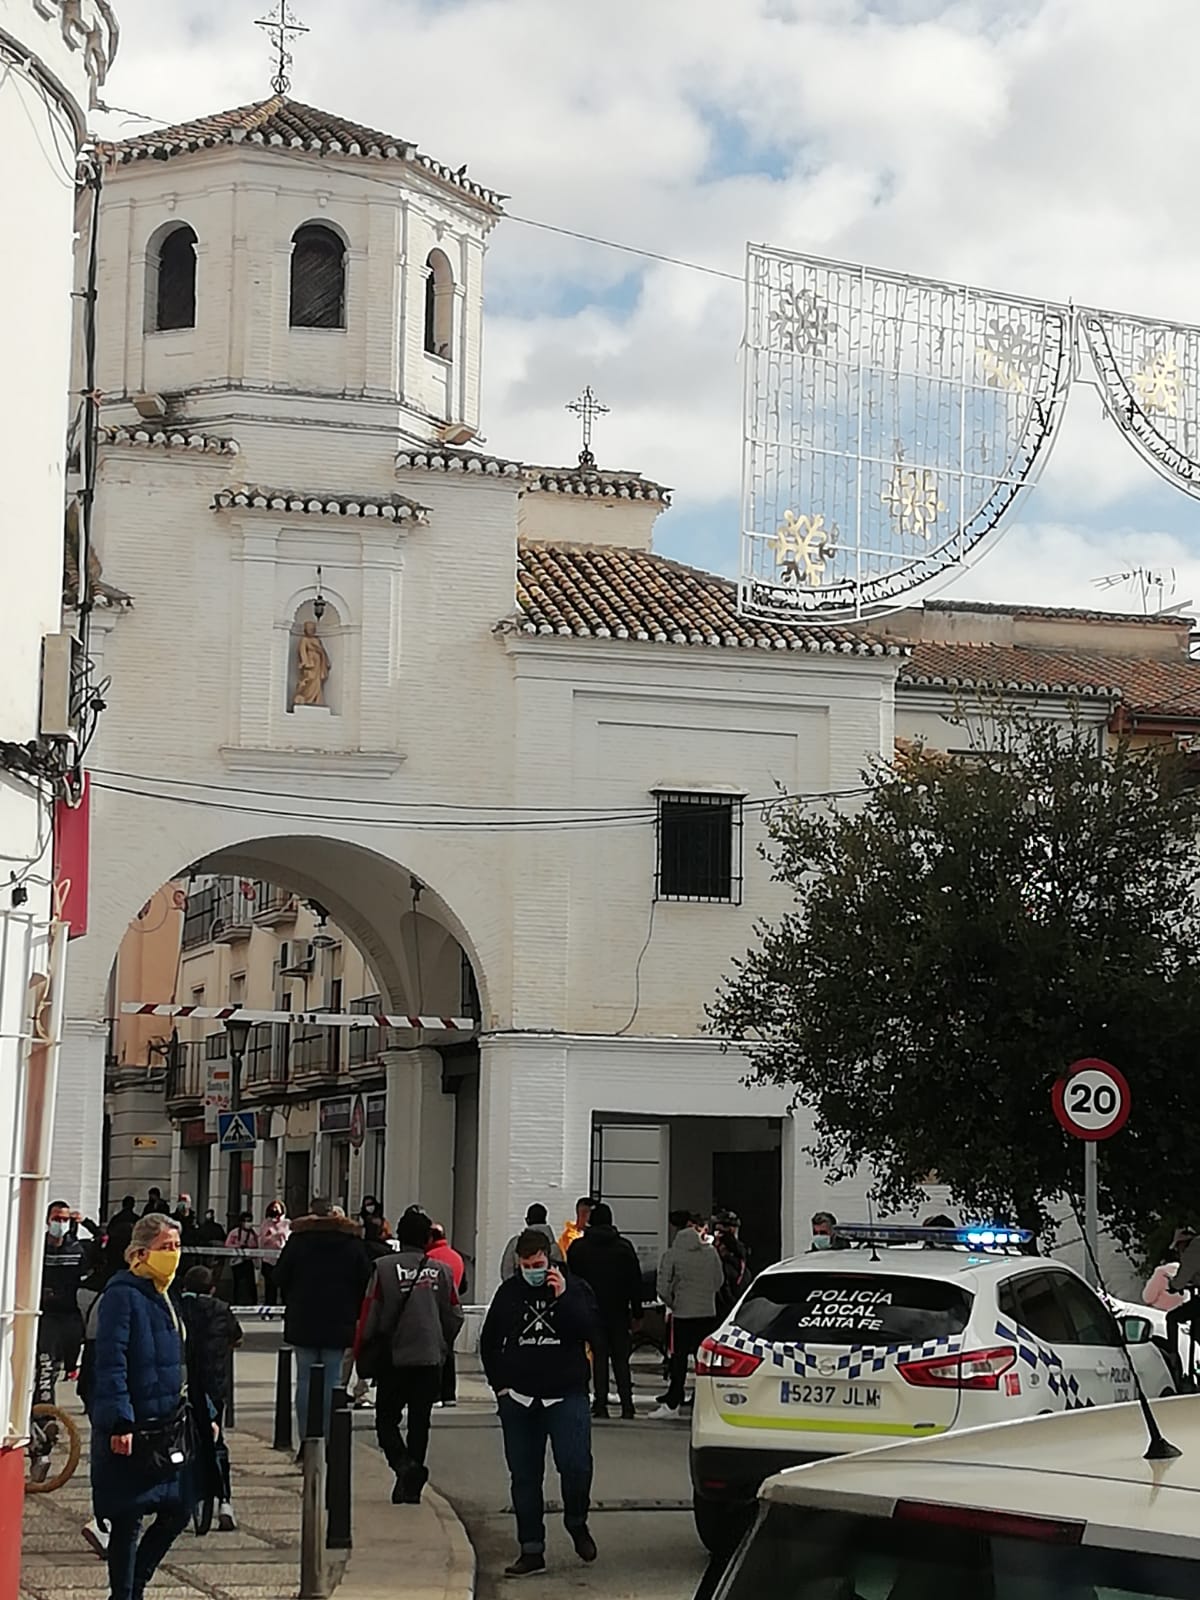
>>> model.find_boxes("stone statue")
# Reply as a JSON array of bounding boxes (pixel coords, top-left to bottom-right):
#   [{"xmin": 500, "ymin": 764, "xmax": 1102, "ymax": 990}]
[{"xmin": 293, "ymin": 619, "xmax": 331, "ymax": 709}]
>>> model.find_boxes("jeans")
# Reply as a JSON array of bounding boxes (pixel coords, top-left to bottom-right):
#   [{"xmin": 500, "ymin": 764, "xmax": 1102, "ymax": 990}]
[
  {"xmin": 294, "ymin": 1346, "xmax": 344, "ymax": 1438},
  {"xmin": 498, "ymin": 1392, "xmax": 592, "ymax": 1555},
  {"xmin": 106, "ymin": 1504, "xmax": 190, "ymax": 1600},
  {"xmin": 592, "ymin": 1317, "xmax": 634, "ymax": 1413},
  {"xmin": 666, "ymin": 1316, "xmax": 716, "ymax": 1409},
  {"xmin": 375, "ymin": 1365, "xmax": 440, "ymax": 1481}
]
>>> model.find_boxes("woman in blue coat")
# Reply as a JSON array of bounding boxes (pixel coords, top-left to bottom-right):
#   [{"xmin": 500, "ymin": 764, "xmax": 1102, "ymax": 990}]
[{"xmin": 89, "ymin": 1213, "xmax": 192, "ymax": 1600}]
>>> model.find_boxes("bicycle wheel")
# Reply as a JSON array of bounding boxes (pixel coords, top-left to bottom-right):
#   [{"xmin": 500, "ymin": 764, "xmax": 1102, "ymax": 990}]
[{"xmin": 25, "ymin": 1404, "xmax": 81, "ymax": 1493}]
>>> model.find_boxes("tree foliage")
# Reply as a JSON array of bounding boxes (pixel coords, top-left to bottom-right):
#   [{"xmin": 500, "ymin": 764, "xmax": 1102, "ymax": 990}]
[{"xmin": 709, "ymin": 718, "xmax": 1200, "ymax": 1240}]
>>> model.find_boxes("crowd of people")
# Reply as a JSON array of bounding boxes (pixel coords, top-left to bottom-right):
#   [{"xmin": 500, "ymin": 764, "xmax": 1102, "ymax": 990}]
[{"xmin": 37, "ymin": 1184, "xmax": 765, "ymax": 1584}]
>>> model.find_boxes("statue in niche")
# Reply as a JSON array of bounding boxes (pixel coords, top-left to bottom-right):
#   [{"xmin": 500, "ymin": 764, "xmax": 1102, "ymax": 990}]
[{"xmin": 292, "ymin": 619, "xmax": 331, "ymax": 709}]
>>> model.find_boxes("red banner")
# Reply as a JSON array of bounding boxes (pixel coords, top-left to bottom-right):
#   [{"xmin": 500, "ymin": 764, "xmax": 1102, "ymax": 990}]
[{"xmin": 53, "ymin": 774, "xmax": 90, "ymax": 938}]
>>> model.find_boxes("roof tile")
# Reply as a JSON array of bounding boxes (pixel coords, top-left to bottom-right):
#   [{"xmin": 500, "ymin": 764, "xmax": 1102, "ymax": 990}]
[
  {"xmin": 103, "ymin": 95, "xmax": 503, "ymax": 211},
  {"xmin": 511, "ymin": 542, "xmax": 902, "ymax": 657},
  {"xmin": 903, "ymin": 640, "xmax": 1200, "ymax": 718}
]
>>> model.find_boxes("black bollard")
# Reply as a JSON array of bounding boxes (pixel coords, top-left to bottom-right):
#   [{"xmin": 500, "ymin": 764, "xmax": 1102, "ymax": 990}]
[
  {"xmin": 305, "ymin": 1362, "xmax": 326, "ymax": 1441},
  {"xmin": 274, "ymin": 1346, "xmax": 294, "ymax": 1453},
  {"xmin": 224, "ymin": 1343, "xmax": 237, "ymax": 1432},
  {"xmin": 326, "ymin": 1403, "xmax": 352, "ymax": 1550}
]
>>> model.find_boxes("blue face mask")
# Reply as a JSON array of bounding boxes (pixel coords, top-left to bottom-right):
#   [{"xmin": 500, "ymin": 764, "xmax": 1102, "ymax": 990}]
[
  {"xmin": 521, "ymin": 1266, "xmax": 548, "ymax": 1288},
  {"xmin": 812, "ymin": 1234, "xmax": 832, "ymax": 1250}
]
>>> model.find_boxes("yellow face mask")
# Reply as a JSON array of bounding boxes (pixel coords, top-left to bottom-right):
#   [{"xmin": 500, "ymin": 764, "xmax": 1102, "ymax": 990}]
[{"xmin": 132, "ymin": 1247, "xmax": 180, "ymax": 1293}]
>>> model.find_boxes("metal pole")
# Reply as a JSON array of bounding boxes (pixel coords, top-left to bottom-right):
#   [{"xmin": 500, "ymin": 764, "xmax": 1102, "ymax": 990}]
[
  {"xmin": 227, "ymin": 1045, "xmax": 244, "ymax": 1229},
  {"xmin": 274, "ymin": 1346, "xmax": 294, "ymax": 1452},
  {"xmin": 1084, "ymin": 1141, "xmax": 1099, "ymax": 1288},
  {"xmin": 224, "ymin": 1341, "xmax": 236, "ymax": 1431},
  {"xmin": 305, "ymin": 1361, "xmax": 326, "ymax": 1440},
  {"xmin": 299, "ymin": 1438, "xmax": 329, "ymax": 1599},
  {"xmin": 326, "ymin": 1403, "xmax": 352, "ymax": 1550}
]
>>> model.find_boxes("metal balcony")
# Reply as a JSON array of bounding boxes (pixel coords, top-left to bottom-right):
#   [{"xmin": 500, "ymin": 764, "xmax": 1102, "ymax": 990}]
[
  {"xmin": 252, "ymin": 882, "xmax": 298, "ymax": 926},
  {"xmin": 165, "ymin": 1039, "xmax": 206, "ymax": 1109}
]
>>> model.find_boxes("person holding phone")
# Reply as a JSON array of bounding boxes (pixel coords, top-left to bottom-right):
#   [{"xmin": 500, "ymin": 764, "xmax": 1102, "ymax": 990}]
[{"xmin": 480, "ymin": 1232, "xmax": 601, "ymax": 1578}]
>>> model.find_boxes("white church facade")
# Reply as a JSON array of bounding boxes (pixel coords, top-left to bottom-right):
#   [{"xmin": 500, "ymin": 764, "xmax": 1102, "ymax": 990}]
[{"xmin": 56, "ymin": 94, "xmax": 904, "ymax": 1286}]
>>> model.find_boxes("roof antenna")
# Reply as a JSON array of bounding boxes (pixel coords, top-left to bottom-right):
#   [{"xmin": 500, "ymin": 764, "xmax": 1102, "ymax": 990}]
[
  {"xmin": 866, "ymin": 1191, "xmax": 880, "ymax": 1264},
  {"xmin": 1068, "ymin": 1196, "xmax": 1181, "ymax": 1462}
]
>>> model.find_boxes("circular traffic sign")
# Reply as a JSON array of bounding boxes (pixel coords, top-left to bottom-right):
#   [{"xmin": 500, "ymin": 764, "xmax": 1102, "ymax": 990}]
[{"xmin": 1052, "ymin": 1058, "xmax": 1131, "ymax": 1142}]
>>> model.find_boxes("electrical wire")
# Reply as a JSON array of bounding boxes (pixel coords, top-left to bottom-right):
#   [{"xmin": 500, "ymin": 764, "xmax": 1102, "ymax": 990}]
[
  {"xmin": 87, "ymin": 775, "xmax": 871, "ymax": 832},
  {"xmin": 614, "ymin": 897, "xmax": 657, "ymax": 1036}
]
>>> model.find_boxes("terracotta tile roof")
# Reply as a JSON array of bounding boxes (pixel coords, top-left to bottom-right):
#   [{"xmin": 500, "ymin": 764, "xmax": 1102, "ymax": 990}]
[
  {"xmin": 102, "ymin": 96, "xmax": 503, "ymax": 211},
  {"xmin": 100, "ymin": 422, "xmax": 239, "ymax": 456},
  {"xmin": 902, "ymin": 640, "xmax": 1200, "ymax": 719},
  {"xmin": 510, "ymin": 541, "xmax": 903, "ymax": 655},
  {"xmin": 925, "ymin": 598, "xmax": 1190, "ymax": 628},
  {"xmin": 395, "ymin": 448, "xmax": 671, "ymax": 502},
  {"xmin": 212, "ymin": 485, "xmax": 428, "ymax": 522},
  {"xmin": 525, "ymin": 467, "xmax": 672, "ymax": 504}
]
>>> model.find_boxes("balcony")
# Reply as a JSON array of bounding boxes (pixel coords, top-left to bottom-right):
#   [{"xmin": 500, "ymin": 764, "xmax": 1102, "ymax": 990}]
[
  {"xmin": 291, "ymin": 1023, "xmax": 343, "ymax": 1087},
  {"xmin": 241, "ymin": 1023, "xmax": 290, "ymax": 1096},
  {"xmin": 252, "ymin": 882, "xmax": 298, "ymax": 927},
  {"xmin": 212, "ymin": 879, "xmax": 254, "ymax": 944},
  {"xmin": 347, "ymin": 995, "xmax": 398, "ymax": 1075},
  {"xmin": 165, "ymin": 1039, "xmax": 206, "ymax": 1110},
  {"xmin": 182, "ymin": 883, "xmax": 220, "ymax": 950}
]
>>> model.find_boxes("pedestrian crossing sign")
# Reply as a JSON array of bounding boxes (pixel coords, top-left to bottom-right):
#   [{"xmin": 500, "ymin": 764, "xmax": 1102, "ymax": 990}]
[{"xmin": 218, "ymin": 1111, "xmax": 257, "ymax": 1152}]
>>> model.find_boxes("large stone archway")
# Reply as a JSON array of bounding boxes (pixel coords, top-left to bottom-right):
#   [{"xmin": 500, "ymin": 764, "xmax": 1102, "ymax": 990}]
[{"xmin": 57, "ymin": 789, "xmax": 503, "ymax": 1235}]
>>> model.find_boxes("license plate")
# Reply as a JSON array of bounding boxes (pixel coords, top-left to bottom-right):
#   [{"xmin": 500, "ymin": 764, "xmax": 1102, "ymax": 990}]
[{"xmin": 779, "ymin": 1380, "xmax": 881, "ymax": 1409}]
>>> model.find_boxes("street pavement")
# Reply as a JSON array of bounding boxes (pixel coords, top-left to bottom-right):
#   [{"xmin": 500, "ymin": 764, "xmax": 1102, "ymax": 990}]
[
  {"xmin": 21, "ymin": 1337, "xmax": 713, "ymax": 1600},
  {"xmin": 427, "ymin": 1350, "xmax": 712, "ymax": 1599}
]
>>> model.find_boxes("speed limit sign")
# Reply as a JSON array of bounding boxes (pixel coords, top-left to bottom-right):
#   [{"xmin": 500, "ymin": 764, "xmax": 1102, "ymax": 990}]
[{"xmin": 1052, "ymin": 1058, "xmax": 1131, "ymax": 1142}]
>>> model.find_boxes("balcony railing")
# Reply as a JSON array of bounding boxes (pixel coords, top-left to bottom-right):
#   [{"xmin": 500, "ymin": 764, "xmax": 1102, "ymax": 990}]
[
  {"xmin": 241, "ymin": 1022, "xmax": 290, "ymax": 1094},
  {"xmin": 291, "ymin": 1024, "xmax": 342, "ymax": 1082},
  {"xmin": 252, "ymin": 882, "xmax": 298, "ymax": 925},
  {"xmin": 165, "ymin": 1039, "xmax": 206, "ymax": 1107}
]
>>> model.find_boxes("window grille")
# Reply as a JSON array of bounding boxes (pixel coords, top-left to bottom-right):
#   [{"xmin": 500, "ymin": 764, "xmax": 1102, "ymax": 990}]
[
  {"xmin": 290, "ymin": 224, "xmax": 346, "ymax": 329},
  {"xmin": 654, "ymin": 791, "xmax": 743, "ymax": 904}
]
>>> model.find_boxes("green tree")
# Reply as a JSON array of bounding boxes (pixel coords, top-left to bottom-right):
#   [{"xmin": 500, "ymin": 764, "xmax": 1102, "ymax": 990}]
[{"xmin": 709, "ymin": 718, "xmax": 1200, "ymax": 1241}]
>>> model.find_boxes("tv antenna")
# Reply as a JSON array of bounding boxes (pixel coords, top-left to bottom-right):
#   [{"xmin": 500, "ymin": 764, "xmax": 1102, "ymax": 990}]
[{"xmin": 1093, "ymin": 566, "xmax": 1192, "ymax": 617}]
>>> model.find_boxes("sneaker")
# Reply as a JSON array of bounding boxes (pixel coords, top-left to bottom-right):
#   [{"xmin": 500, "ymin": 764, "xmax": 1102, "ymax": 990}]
[
  {"xmin": 572, "ymin": 1527, "xmax": 598, "ymax": 1564},
  {"xmin": 81, "ymin": 1519, "xmax": 109, "ymax": 1558},
  {"xmin": 352, "ymin": 1393, "xmax": 374, "ymax": 1410},
  {"xmin": 504, "ymin": 1553, "xmax": 546, "ymax": 1578},
  {"xmin": 647, "ymin": 1403, "xmax": 680, "ymax": 1420},
  {"xmin": 401, "ymin": 1465, "xmax": 429, "ymax": 1504},
  {"xmin": 591, "ymin": 1405, "xmax": 610, "ymax": 1420},
  {"xmin": 218, "ymin": 1501, "xmax": 237, "ymax": 1532},
  {"xmin": 440, "ymin": 1398, "xmax": 457, "ymax": 1408}
]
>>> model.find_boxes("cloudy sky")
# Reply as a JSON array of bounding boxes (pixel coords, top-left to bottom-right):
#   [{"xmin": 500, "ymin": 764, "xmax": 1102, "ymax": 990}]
[{"xmin": 93, "ymin": 0, "xmax": 1200, "ymax": 615}]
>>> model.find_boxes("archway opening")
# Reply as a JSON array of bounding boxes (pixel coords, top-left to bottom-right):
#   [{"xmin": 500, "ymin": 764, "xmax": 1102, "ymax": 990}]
[{"xmin": 102, "ymin": 838, "xmax": 484, "ymax": 1285}]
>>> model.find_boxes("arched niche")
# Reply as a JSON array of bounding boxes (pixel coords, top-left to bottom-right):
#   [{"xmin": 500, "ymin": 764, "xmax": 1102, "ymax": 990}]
[{"xmin": 286, "ymin": 598, "xmax": 343, "ymax": 716}]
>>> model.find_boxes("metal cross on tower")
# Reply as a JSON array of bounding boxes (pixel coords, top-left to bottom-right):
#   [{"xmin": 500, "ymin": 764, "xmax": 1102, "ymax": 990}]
[
  {"xmin": 255, "ymin": 0, "xmax": 309, "ymax": 97},
  {"xmin": 566, "ymin": 385, "xmax": 610, "ymax": 470}
]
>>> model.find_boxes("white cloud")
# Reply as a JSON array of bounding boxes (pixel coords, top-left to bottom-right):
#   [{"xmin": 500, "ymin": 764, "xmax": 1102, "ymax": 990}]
[{"xmin": 95, "ymin": 0, "xmax": 1200, "ymax": 606}]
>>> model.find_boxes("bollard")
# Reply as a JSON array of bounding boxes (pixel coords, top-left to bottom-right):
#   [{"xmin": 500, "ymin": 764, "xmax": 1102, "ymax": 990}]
[
  {"xmin": 305, "ymin": 1362, "xmax": 326, "ymax": 1441},
  {"xmin": 273, "ymin": 1346, "xmax": 294, "ymax": 1453},
  {"xmin": 224, "ymin": 1342, "xmax": 236, "ymax": 1432},
  {"xmin": 299, "ymin": 1438, "xmax": 329, "ymax": 1599},
  {"xmin": 326, "ymin": 1402, "xmax": 352, "ymax": 1550}
]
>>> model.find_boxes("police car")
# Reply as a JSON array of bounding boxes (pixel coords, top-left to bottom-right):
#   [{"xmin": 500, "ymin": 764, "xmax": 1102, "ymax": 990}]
[
  {"xmin": 714, "ymin": 1396, "xmax": 1200, "ymax": 1599},
  {"xmin": 690, "ymin": 1224, "xmax": 1173, "ymax": 1554}
]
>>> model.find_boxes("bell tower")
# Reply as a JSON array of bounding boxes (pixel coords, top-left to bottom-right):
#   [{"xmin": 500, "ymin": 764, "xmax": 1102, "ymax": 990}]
[{"xmin": 91, "ymin": 91, "xmax": 502, "ymax": 444}]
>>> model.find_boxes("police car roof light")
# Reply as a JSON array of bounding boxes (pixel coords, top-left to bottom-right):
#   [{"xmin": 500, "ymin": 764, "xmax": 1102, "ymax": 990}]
[{"xmin": 833, "ymin": 1223, "xmax": 1033, "ymax": 1250}]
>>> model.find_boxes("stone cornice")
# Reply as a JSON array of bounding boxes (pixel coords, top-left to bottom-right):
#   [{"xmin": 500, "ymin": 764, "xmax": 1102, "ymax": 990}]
[
  {"xmin": 100, "ymin": 422, "xmax": 239, "ymax": 457},
  {"xmin": 213, "ymin": 486, "xmax": 428, "ymax": 523}
]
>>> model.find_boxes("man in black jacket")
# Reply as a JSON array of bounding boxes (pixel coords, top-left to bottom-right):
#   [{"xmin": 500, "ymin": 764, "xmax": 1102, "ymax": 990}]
[
  {"xmin": 480, "ymin": 1229, "xmax": 601, "ymax": 1579},
  {"xmin": 566, "ymin": 1202, "xmax": 642, "ymax": 1420},
  {"xmin": 273, "ymin": 1198, "xmax": 371, "ymax": 1439}
]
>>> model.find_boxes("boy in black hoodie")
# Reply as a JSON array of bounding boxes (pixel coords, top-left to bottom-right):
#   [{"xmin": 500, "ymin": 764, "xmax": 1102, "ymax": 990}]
[{"xmin": 480, "ymin": 1229, "xmax": 601, "ymax": 1579}]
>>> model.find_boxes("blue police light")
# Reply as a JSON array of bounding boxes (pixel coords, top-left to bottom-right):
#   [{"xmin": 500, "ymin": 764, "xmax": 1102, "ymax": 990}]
[{"xmin": 834, "ymin": 1223, "xmax": 1032, "ymax": 1250}]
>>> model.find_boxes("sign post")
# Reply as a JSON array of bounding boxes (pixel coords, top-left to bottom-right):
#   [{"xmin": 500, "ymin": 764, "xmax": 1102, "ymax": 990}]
[{"xmin": 1051, "ymin": 1058, "xmax": 1131, "ymax": 1287}]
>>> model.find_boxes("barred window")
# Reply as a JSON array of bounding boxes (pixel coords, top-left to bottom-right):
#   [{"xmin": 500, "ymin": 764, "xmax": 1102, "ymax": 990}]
[
  {"xmin": 290, "ymin": 223, "xmax": 346, "ymax": 329},
  {"xmin": 655, "ymin": 791, "xmax": 743, "ymax": 904},
  {"xmin": 153, "ymin": 224, "xmax": 197, "ymax": 331}
]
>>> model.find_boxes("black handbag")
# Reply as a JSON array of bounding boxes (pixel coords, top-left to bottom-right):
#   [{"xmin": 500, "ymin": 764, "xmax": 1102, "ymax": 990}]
[{"xmin": 133, "ymin": 1397, "xmax": 194, "ymax": 1478}]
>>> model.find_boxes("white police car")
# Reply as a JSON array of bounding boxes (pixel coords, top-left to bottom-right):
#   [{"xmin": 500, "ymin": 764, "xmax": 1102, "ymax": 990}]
[{"xmin": 690, "ymin": 1224, "xmax": 1173, "ymax": 1554}]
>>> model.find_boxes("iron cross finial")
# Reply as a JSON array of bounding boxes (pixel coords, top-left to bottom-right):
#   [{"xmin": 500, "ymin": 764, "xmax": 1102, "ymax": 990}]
[
  {"xmin": 255, "ymin": 0, "xmax": 309, "ymax": 97},
  {"xmin": 566, "ymin": 385, "xmax": 610, "ymax": 470}
]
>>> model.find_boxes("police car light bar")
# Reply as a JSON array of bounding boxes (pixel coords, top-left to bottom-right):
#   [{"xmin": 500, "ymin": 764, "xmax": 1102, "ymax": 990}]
[{"xmin": 833, "ymin": 1224, "xmax": 1033, "ymax": 1249}]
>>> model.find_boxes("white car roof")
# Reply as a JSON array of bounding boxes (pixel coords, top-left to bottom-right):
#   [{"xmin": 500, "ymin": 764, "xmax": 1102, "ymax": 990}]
[
  {"xmin": 756, "ymin": 1246, "xmax": 1050, "ymax": 1284},
  {"xmin": 761, "ymin": 1399, "xmax": 1200, "ymax": 1545}
]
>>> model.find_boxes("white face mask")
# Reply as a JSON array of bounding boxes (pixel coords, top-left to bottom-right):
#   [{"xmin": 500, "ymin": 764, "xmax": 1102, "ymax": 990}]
[{"xmin": 47, "ymin": 1220, "xmax": 69, "ymax": 1239}]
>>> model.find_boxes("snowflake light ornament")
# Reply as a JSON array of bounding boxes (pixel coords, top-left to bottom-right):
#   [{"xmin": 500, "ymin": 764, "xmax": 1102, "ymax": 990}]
[
  {"xmin": 1132, "ymin": 348, "xmax": 1179, "ymax": 417},
  {"xmin": 769, "ymin": 287, "xmax": 837, "ymax": 355},
  {"xmin": 881, "ymin": 467, "xmax": 947, "ymax": 540},
  {"xmin": 774, "ymin": 510, "xmax": 837, "ymax": 585},
  {"xmin": 976, "ymin": 316, "xmax": 1039, "ymax": 393}
]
